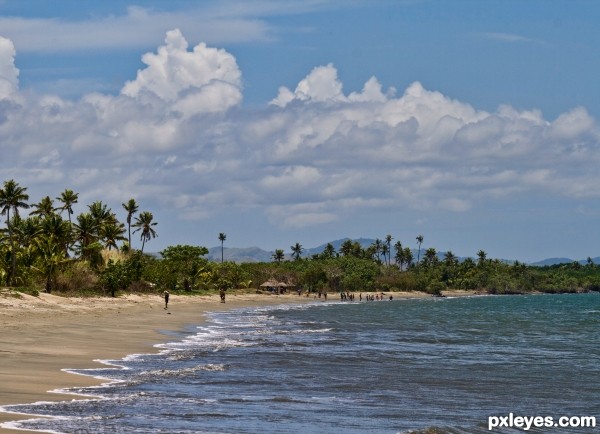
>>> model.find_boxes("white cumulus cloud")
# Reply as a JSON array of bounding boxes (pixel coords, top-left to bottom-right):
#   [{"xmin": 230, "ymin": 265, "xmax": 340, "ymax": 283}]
[
  {"xmin": 121, "ymin": 29, "xmax": 242, "ymax": 117},
  {"xmin": 0, "ymin": 32, "xmax": 600, "ymax": 248},
  {"xmin": 0, "ymin": 36, "xmax": 19, "ymax": 99}
]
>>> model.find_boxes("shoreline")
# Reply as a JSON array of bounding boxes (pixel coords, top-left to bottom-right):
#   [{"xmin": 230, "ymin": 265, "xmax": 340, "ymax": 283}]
[{"xmin": 0, "ymin": 289, "xmax": 474, "ymax": 433}]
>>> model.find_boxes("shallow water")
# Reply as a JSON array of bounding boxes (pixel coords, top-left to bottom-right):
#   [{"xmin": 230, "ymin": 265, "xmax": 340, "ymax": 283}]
[{"xmin": 3, "ymin": 293, "xmax": 600, "ymax": 433}]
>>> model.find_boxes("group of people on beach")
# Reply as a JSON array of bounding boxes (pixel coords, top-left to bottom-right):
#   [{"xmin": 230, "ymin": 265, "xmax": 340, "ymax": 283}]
[
  {"xmin": 360, "ymin": 293, "xmax": 393, "ymax": 301},
  {"xmin": 338, "ymin": 292, "xmax": 393, "ymax": 302}
]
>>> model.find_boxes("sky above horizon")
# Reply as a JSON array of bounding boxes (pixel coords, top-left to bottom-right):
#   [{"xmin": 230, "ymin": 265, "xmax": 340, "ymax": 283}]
[{"xmin": 1, "ymin": 0, "xmax": 599, "ymax": 262}]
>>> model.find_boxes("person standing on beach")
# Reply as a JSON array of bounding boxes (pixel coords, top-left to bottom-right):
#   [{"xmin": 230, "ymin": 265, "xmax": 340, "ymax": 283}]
[{"xmin": 164, "ymin": 291, "xmax": 170, "ymax": 309}]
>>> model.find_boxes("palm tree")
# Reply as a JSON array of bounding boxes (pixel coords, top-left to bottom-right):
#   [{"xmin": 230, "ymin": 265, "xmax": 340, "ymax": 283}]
[
  {"xmin": 30, "ymin": 196, "xmax": 56, "ymax": 218},
  {"xmin": 122, "ymin": 199, "xmax": 139, "ymax": 248},
  {"xmin": 132, "ymin": 211, "xmax": 157, "ymax": 253},
  {"xmin": 40, "ymin": 214, "xmax": 72, "ymax": 256},
  {"xmin": 416, "ymin": 235, "xmax": 424, "ymax": 264},
  {"xmin": 291, "ymin": 242, "xmax": 303, "ymax": 260},
  {"xmin": 0, "ymin": 180, "xmax": 30, "ymax": 285},
  {"xmin": 56, "ymin": 189, "xmax": 79, "ymax": 222},
  {"xmin": 101, "ymin": 221, "xmax": 127, "ymax": 250},
  {"xmin": 385, "ymin": 234, "xmax": 393, "ymax": 266},
  {"xmin": 477, "ymin": 250, "xmax": 487, "ymax": 267},
  {"xmin": 89, "ymin": 201, "xmax": 114, "ymax": 231},
  {"xmin": 272, "ymin": 249, "xmax": 285, "ymax": 263},
  {"xmin": 13, "ymin": 216, "xmax": 42, "ymax": 250},
  {"xmin": 73, "ymin": 212, "xmax": 99, "ymax": 259},
  {"xmin": 321, "ymin": 243, "xmax": 336, "ymax": 259},
  {"xmin": 394, "ymin": 241, "xmax": 404, "ymax": 270},
  {"xmin": 56, "ymin": 189, "xmax": 78, "ymax": 251},
  {"xmin": 403, "ymin": 247, "xmax": 414, "ymax": 268},
  {"xmin": 218, "ymin": 232, "xmax": 227, "ymax": 263},
  {"xmin": 340, "ymin": 240, "xmax": 354, "ymax": 256},
  {"xmin": 423, "ymin": 247, "xmax": 438, "ymax": 267},
  {"xmin": 381, "ymin": 244, "xmax": 389, "ymax": 266},
  {"xmin": 34, "ymin": 236, "xmax": 65, "ymax": 293},
  {"xmin": 372, "ymin": 238, "xmax": 383, "ymax": 263}
]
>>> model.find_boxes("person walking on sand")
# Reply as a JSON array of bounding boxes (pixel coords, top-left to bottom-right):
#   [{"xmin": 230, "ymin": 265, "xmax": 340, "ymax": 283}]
[
  {"xmin": 164, "ymin": 290, "xmax": 170, "ymax": 309},
  {"xmin": 220, "ymin": 288, "xmax": 226, "ymax": 303}
]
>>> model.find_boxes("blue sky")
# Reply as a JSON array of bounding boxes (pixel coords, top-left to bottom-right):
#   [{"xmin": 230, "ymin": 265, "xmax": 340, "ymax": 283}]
[{"xmin": 1, "ymin": 0, "xmax": 599, "ymax": 262}]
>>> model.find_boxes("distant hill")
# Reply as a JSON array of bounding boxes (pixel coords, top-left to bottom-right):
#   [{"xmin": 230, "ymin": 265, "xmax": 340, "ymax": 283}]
[
  {"xmin": 207, "ymin": 246, "xmax": 273, "ymax": 263},
  {"xmin": 202, "ymin": 239, "xmax": 599, "ymax": 266},
  {"xmin": 530, "ymin": 257, "xmax": 575, "ymax": 266},
  {"xmin": 303, "ymin": 238, "xmax": 376, "ymax": 257},
  {"xmin": 207, "ymin": 238, "xmax": 429, "ymax": 263},
  {"xmin": 530, "ymin": 257, "xmax": 600, "ymax": 267}
]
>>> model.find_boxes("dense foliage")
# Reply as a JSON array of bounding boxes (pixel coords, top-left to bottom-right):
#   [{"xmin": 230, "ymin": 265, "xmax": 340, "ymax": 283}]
[{"xmin": 2, "ymin": 179, "xmax": 600, "ymax": 297}]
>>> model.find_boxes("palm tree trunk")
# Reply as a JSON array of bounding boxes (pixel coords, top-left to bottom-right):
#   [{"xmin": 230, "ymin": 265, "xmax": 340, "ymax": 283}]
[{"xmin": 7, "ymin": 209, "xmax": 16, "ymax": 286}]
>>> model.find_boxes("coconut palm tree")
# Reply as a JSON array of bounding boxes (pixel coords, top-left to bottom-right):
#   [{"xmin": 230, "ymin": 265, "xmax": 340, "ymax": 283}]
[
  {"xmin": 40, "ymin": 213, "xmax": 72, "ymax": 256},
  {"xmin": 101, "ymin": 221, "xmax": 127, "ymax": 250},
  {"xmin": 122, "ymin": 198, "xmax": 139, "ymax": 248},
  {"xmin": 30, "ymin": 196, "xmax": 56, "ymax": 218},
  {"xmin": 88, "ymin": 201, "xmax": 114, "ymax": 232},
  {"xmin": 56, "ymin": 189, "xmax": 79, "ymax": 251},
  {"xmin": 385, "ymin": 234, "xmax": 393, "ymax": 266},
  {"xmin": 132, "ymin": 211, "xmax": 157, "ymax": 253},
  {"xmin": 56, "ymin": 189, "xmax": 79, "ymax": 222},
  {"xmin": 477, "ymin": 250, "xmax": 487, "ymax": 267},
  {"xmin": 394, "ymin": 241, "xmax": 404, "ymax": 270},
  {"xmin": 372, "ymin": 238, "xmax": 383, "ymax": 263},
  {"xmin": 218, "ymin": 232, "xmax": 226, "ymax": 263},
  {"xmin": 291, "ymin": 242, "xmax": 303, "ymax": 260},
  {"xmin": 34, "ymin": 236, "xmax": 65, "ymax": 293},
  {"xmin": 13, "ymin": 216, "xmax": 42, "ymax": 250},
  {"xmin": 381, "ymin": 244, "xmax": 389, "ymax": 266},
  {"xmin": 272, "ymin": 249, "xmax": 285, "ymax": 263},
  {"xmin": 423, "ymin": 247, "xmax": 438, "ymax": 267},
  {"xmin": 340, "ymin": 240, "xmax": 354, "ymax": 257},
  {"xmin": 0, "ymin": 180, "xmax": 30, "ymax": 285},
  {"xmin": 403, "ymin": 247, "xmax": 414, "ymax": 268},
  {"xmin": 73, "ymin": 212, "xmax": 99, "ymax": 259},
  {"xmin": 416, "ymin": 235, "xmax": 424, "ymax": 264},
  {"xmin": 321, "ymin": 243, "xmax": 336, "ymax": 259}
]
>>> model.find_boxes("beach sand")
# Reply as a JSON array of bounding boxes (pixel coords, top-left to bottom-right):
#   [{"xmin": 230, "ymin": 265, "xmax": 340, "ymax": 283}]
[{"xmin": 0, "ymin": 288, "xmax": 472, "ymax": 433}]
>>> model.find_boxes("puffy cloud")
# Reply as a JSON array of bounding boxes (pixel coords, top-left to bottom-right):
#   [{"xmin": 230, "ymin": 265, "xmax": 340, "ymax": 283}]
[
  {"xmin": 121, "ymin": 29, "xmax": 242, "ymax": 117},
  {"xmin": 547, "ymin": 107, "xmax": 596, "ymax": 142},
  {"xmin": 1, "ymin": 33, "xmax": 600, "ymax": 243},
  {"xmin": 0, "ymin": 36, "xmax": 19, "ymax": 99},
  {"xmin": 271, "ymin": 63, "xmax": 392, "ymax": 107}
]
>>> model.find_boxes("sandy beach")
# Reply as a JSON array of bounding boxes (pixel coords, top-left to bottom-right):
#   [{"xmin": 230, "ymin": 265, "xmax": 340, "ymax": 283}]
[{"xmin": 0, "ymin": 288, "xmax": 468, "ymax": 433}]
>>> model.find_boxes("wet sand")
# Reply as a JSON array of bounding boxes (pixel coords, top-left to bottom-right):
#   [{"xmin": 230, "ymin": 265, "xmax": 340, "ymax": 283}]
[{"xmin": 0, "ymin": 289, "xmax": 473, "ymax": 433}]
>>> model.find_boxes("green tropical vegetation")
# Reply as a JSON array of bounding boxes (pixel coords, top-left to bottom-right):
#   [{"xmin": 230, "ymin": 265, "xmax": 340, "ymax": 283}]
[{"xmin": 2, "ymin": 179, "xmax": 600, "ymax": 299}]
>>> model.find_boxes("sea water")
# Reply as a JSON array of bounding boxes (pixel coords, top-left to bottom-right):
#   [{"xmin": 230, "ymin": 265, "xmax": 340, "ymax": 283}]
[{"xmin": 2, "ymin": 293, "xmax": 600, "ymax": 433}]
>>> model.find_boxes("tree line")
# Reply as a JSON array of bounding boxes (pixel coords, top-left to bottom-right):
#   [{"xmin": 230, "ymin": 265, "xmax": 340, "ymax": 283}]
[
  {"xmin": 265, "ymin": 236, "xmax": 600, "ymax": 296},
  {"xmin": 2, "ymin": 179, "xmax": 600, "ymax": 297},
  {"xmin": 0, "ymin": 179, "xmax": 156, "ymax": 293}
]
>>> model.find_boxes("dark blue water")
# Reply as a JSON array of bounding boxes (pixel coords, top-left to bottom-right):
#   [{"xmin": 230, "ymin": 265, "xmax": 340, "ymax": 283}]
[{"xmin": 2, "ymin": 293, "xmax": 600, "ymax": 433}]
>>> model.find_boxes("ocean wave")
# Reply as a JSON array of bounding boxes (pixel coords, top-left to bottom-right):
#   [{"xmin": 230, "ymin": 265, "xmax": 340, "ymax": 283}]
[{"xmin": 138, "ymin": 363, "xmax": 227, "ymax": 379}]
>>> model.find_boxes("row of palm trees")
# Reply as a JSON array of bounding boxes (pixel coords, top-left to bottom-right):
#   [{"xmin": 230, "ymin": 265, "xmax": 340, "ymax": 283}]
[
  {"xmin": 270, "ymin": 236, "xmax": 415, "ymax": 267},
  {"xmin": 271, "ymin": 235, "xmax": 490, "ymax": 274},
  {"xmin": 0, "ymin": 179, "xmax": 158, "ymax": 287}
]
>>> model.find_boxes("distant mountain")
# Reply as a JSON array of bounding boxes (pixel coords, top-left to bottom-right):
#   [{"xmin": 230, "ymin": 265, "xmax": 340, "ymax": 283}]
[
  {"xmin": 530, "ymin": 257, "xmax": 575, "ymax": 266},
  {"xmin": 207, "ymin": 246, "xmax": 273, "ymax": 263},
  {"xmin": 203, "ymin": 239, "xmax": 599, "ymax": 266},
  {"xmin": 303, "ymin": 238, "xmax": 376, "ymax": 257},
  {"xmin": 530, "ymin": 257, "xmax": 600, "ymax": 267}
]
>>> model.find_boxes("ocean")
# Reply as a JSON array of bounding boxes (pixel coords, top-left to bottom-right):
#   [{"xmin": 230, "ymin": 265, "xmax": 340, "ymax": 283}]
[{"xmin": 2, "ymin": 293, "xmax": 600, "ymax": 433}]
